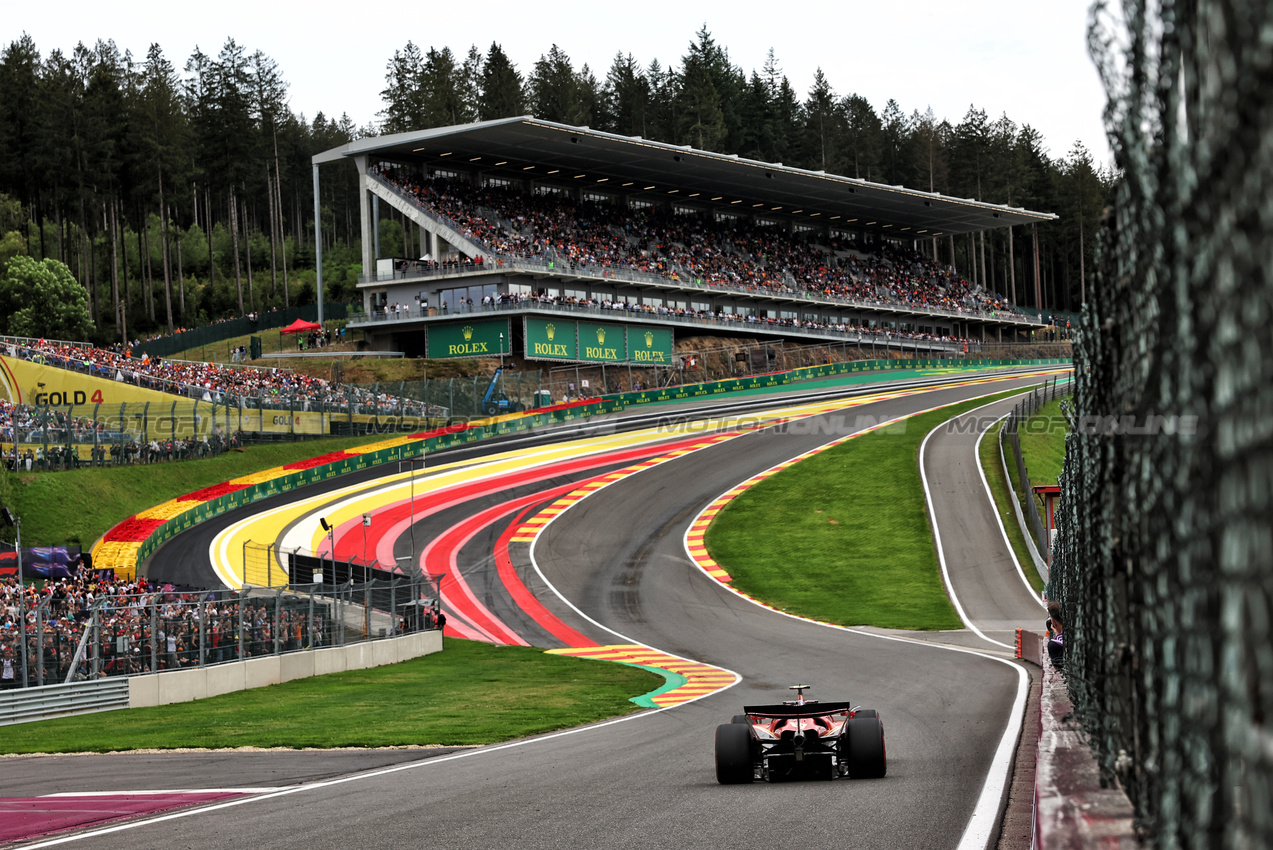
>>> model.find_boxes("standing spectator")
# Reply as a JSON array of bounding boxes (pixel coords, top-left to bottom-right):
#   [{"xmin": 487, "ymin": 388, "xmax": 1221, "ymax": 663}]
[{"xmin": 1, "ymin": 647, "xmax": 17, "ymax": 689}]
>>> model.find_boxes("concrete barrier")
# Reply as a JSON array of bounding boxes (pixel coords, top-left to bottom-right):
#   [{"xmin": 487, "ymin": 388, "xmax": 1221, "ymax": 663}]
[
  {"xmin": 128, "ymin": 631, "xmax": 443, "ymax": 709},
  {"xmin": 280, "ymin": 651, "xmax": 315, "ymax": 683},
  {"xmin": 1033, "ymin": 649, "xmax": 1137, "ymax": 847},
  {"xmin": 206, "ymin": 662, "xmax": 245, "ymax": 699}
]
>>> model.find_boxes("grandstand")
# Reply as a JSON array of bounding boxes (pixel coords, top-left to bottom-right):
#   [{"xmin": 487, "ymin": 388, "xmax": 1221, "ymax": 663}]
[{"xmin": 313, "ymin": 117, "xmax": 1058, "ymax": 362}]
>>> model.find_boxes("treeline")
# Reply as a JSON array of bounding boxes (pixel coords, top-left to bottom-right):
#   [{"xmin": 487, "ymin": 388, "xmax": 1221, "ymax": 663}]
[
  {"xmin": 0, "ymin": 27, "xmax": 1112, "ymax": 344},
  {"xmin": 0, "ymin": 35, "xmax": 367, "ymax": 343},
  {"xmin": 382, "ymin": 28, "xmax": 1113, "ymax": 313}
]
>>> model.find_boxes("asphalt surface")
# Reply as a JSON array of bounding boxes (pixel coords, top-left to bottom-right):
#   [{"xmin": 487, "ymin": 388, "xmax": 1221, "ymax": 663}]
[
  {"xmin": 919, "ymin": 395, "xmax": 1049, "ymax": 644},
  {"xmin": 11, "ymin": 369, "xmax": 1064, "ymax": 850}
]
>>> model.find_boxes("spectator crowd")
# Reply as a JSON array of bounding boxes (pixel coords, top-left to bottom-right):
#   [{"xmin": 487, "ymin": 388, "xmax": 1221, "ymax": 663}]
[
  {"xmin": 1, "ymin": 570, "xmax": 329, "ymax": 688},
  {"xmin": 2, "ymin": 339, "xmax": 442, "ymax": 427},
  {"xmin": 375, "ymin": 167, "xmax": 1027, "ymax": 322}
]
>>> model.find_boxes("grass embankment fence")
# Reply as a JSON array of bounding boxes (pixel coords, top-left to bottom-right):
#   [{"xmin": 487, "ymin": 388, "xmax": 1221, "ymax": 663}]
[{"xmin": 1000, "ymin": 378, "xmax": 1071, "ymax": 558}]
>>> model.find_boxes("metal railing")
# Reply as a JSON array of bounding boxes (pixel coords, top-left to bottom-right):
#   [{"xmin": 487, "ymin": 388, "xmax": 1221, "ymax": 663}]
[
  {"xmin": 351, "ymin": 299, "xmax": 969, "ymax": 354},
  {"xmin": 0, "ymin": 678, "xmax": 130, "ymax": 726},
  {"xmin": 0, "ymin": 577, "xmax": 440, "ymax": 692}
]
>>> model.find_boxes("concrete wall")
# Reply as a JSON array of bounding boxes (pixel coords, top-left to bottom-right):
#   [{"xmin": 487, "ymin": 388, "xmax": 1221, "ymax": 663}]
[{"xmin": 128, "ymin": 631, "xmax": 442, "ymax": 709}]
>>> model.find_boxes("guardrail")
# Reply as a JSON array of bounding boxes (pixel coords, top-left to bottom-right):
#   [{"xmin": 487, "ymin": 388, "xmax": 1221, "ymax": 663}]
[{"xmin": 0, "ymin": 678, "xmax": 130, "ymax": 726}]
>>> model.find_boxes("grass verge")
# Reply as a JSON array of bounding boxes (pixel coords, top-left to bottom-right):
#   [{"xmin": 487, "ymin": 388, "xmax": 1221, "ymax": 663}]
[
  {"xmin": 5, "ymin": 432, "xmax": 408, "ymax": 547},
  {"xmin": 704, "ymin": 389, "xmax": 1026, "ymax": 630},
  {"xmin": 0, "ymin": 639, "xmax": 660, "ymax": 754},
  {"xmin": 1016, "ymin": 398, "xmax": 1069, "ymax": 487}
]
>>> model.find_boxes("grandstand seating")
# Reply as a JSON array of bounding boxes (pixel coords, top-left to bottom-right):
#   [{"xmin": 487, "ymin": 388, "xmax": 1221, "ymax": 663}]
[{"xmin": 374, "ymin": 167, "xmax": 1026, "ymax": 321}]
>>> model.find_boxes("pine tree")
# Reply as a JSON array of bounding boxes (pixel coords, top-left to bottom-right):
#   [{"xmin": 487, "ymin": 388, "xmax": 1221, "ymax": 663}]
[
  {"xmin": 478, "ymin": 43, "xmax": 524, "ymax": 121},
  {"xmin": 599, "ymin": 53, "xmax": 648, "ymax": 137},
  {"xmin": 379, "ymin": 41, "xmax": 424, "ymax": 133}
]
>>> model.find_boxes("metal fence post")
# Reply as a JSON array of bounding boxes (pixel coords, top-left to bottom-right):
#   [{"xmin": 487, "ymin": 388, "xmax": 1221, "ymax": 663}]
[
  {"xmin": 273, "ymin": 588, "xmax": 283, "ymax": 656},
  {"xmin": 90, "ymin": 604, "xmax": 101, "ymax": 679},
  {"xmin": 238, "ymin": 591, "xmax": 246, "ymax": 661},
  {"xmin": 199, "ymin": 593, "xmax": 208, "ymax": 667},
  {"xmin": 149, "ymin": 593, "xmax": 159, "ymax": 673},
  {"xmin": 35, "ymin": 600, "xmax": 45, "ymax": 687}
]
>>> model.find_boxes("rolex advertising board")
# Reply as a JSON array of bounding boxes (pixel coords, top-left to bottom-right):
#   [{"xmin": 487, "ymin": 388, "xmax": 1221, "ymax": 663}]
[
  {"xmin": 577, "ymin": 322, "xmax": 627, "ymax": 363},
  {"xmin": 629, "ymin": 326, "xmax": 674, "ymax": 364},
  {"xmin": 523, "ymin": 317, "xmax": 578, "ymax": 361},
  {"xmin": 426, "ymin": 319, "xmax": 510, "ymax": 359}
]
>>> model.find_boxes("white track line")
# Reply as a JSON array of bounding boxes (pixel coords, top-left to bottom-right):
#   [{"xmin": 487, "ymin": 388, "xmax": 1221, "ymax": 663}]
[
  {"xmin": 918, "ymin": 396, "xmax": 1022, "ymax": 651},
  {"xmin": 976, "ymin": 410, "xmax": 1047, "ymax": 607}
]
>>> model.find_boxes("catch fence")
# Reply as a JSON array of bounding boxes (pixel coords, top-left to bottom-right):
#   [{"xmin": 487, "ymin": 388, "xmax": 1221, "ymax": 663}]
[
  {"xmin": 0, "ymin": 575, "xmax": 439, "ymax": 692},
  {"xmin": 1046, "ymin": 1, "xmax": 1272, "ymax": 846}
]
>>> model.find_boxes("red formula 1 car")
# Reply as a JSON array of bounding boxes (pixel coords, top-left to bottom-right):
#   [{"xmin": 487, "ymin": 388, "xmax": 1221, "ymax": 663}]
[{"xmin": 714, "ymin": 684, "xmax": 886, "ymax": 783}]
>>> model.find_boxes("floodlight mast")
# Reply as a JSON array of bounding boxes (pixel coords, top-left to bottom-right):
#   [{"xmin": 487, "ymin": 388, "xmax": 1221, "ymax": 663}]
[{"xmin": 319, "ymin": 517, "xmax": 335, "ymax": 585}]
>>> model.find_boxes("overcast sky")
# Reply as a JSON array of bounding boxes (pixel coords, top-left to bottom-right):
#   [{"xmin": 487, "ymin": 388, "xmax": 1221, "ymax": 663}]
[{"xmin": 12, "ymin": 0, "xmax": 1114, "ymax": 168}]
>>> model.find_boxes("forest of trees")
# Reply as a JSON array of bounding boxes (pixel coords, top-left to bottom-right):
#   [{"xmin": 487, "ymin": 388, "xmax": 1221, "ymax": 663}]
[{"xmin": 0, "ymin": 27, "xmax": 1112, "ymax": 345}]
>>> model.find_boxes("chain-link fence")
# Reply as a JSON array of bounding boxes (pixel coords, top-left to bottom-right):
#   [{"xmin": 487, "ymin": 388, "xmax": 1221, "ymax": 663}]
[{"xmin": 1047, "ymin": 1, "xmax": 1272, "ymax": 846}]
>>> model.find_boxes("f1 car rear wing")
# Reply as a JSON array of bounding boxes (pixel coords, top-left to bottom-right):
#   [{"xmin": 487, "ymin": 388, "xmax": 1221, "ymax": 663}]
[{"xmin": 742, "ymin": 701, "xmax": 854, "ymax": 718}]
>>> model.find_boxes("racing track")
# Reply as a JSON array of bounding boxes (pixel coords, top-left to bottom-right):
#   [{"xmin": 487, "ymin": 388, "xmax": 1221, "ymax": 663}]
[{"xmin": 9, "ymin": 368, "xmax": 1068, "ymax": 850}]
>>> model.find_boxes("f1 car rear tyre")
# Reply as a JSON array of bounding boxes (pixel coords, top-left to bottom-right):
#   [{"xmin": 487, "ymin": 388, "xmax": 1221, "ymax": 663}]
[
  {"xmin": 730, "ymin": 714, "xmax": 751, "ymax": 725},
  {"xmin": 715, "ymin": 723, "xmax": 755, "ymax": 784},
  {"xmin": 846, "ymin": 715, "xmax": 887, "ymax": 778},
  {"xmin": 855, "ymin": 709, "xmax": 878, "ymax": 719}
]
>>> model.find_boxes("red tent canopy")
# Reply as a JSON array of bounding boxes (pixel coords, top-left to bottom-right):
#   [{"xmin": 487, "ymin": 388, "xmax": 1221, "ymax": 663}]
[{"xmin": 279, "ymin": 318, "xmax": 322, "ymax": 335}]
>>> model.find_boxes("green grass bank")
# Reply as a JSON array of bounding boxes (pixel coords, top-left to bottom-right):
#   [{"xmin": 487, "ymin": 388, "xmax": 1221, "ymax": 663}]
[
  {"xmin": 705, "ymin": 388, "xmax": 1028, "ymax": 630},
  {"xmin": 0, "ymin": 639, "xmax": 658, "ymax": 754}
]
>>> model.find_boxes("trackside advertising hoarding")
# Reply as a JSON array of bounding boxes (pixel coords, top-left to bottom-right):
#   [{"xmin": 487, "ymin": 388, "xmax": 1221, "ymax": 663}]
[
  {"xmin": 629, "ymin": 326, "xmax": 673, "ymax": 364},
  {"xmin": 426, "ymin": 319, "xmax": 510, "ymax": 359},
  {"xmin": 577, "ymin": 321, "xmax": 627, "ymax": 362},
  {"xmin": 523, "ymin": 319, "xmax": 673, "ymax": 364},
  {"xmin": 523, "ymin": 317, "xmax": 578, "ymax": 361}
]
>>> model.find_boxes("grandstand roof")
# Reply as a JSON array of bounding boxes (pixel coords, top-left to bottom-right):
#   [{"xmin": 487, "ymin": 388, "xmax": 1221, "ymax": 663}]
[{"xmin": 314, "ymin": 117, "xmax": 1057, "ymax": 238}]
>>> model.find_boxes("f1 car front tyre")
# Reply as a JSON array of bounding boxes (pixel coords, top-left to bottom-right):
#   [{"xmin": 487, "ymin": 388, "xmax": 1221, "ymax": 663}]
[
  {"xmin": 845, "ymin": 715, "xmax": 887, "ymax": 779},
  {"xmin": 715, "ymin": 723, "xmax": 755, "ymax": 784}
]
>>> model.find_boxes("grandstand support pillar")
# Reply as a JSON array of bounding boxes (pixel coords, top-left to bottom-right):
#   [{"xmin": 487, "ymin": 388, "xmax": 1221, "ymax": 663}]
[
  {"xmin": 313, "ymin": 164, "xmax": 324, "ymax": 325},
  {"xmin": 373, "ymin": 195, "xmax": 381, "ymax": 262},
  {"xmin": 357, "ymin": 155, "xmax": 374, "ymax": 285},
  {"xmin": 1008, "ymin": 225, "xmax": 1017, "ymax": 305},
  {"xmin": 1032, "ymin": 223, "xmax": 1043, "ymax": 310}
]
